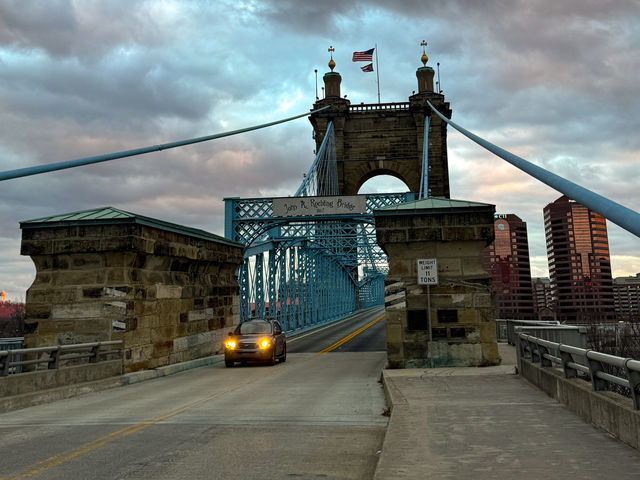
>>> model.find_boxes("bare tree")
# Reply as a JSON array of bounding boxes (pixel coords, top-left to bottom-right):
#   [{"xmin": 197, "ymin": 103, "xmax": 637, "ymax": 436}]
[
  {"xmin": 586, "ymin": 317, "xmax": 640, "ymax": 397},
  {"xmin": 0, "ymin": 301, "xmax": 25, "ymax": 337}
]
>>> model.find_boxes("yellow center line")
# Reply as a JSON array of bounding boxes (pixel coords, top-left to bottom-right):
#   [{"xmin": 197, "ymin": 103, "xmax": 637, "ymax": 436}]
[
  {"xmin": 318, "ymin": 313, "xmax": 385, "ymax": 354},
  {"xmin": 8, "ymin": 371, "xmax": 272, "ymax": 479}
]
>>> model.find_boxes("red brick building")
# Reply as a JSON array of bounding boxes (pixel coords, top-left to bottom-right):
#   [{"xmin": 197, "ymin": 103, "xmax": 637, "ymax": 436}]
[{"xmin": 482, "ymin": 214, "xmax": 534, "ymax": 319}]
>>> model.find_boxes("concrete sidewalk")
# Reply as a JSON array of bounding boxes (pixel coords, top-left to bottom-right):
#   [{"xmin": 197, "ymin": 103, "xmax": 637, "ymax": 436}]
[{"xmin": 375, "ymin": 344, "xmax": 640, "ymax": 479}]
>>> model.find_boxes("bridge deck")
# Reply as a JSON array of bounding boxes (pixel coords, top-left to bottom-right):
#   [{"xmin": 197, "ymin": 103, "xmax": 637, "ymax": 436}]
[{"xmin": 375, "ymin": 343, "xmax": 640, "ymax": 479}]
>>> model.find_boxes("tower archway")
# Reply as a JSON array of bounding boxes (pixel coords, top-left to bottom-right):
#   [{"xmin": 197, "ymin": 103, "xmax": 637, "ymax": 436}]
[{"xmin": 357, "ymin": 172, "xmax": 410, "ymax": 194}]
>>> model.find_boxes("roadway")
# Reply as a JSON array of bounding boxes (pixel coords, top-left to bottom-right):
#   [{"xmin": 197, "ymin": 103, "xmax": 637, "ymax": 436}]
[{"xmin": 0, "ymin": 307, "xmax": 387, "ymax": 479}]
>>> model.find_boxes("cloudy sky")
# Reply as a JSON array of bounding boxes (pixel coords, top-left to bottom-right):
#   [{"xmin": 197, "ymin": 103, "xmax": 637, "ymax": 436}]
[{"xmin": 1, "ymin": 0, "xmax": 639, "ymax": 300}]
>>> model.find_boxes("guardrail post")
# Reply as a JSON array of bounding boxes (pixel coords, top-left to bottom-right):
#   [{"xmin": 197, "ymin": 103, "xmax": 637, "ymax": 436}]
[
  {"xmin": 538, "ymin": 344, "xmax": 552, "ymax": 367},
  {"xmin": 48, "ymin": 348, "xmax": 60, "ymax": 370},
  {"xmin": 625, "ymin": 359, "xmax": 640, "ymax": 411},
  {"xmin": 520, "ymin": 335, "xmax": 533, "ymax": 361},
  {"xmin": 525, "ymin": 338, "xmax": 535, "ymax": 361},
  {"xmin": 531, "ymin": 339, "xmax": 541, "ymax": 363},
  {"xmin": 517, "ymin": 335, "xmax": 527, "ymax": 359},
  {"xmin": 586, "ymin": 350, "xmax": 607, "ymax": 391},
  {"xmin": 90, "ymin": 345, "xmax": 100, "ymax": 363},
  {"xmin": 1, "ymin": 352, "xmax": 10, "ymax": 376},
  {"xmin": 560, "ymin": 347, "xmax": 577, "ymax": 379}
]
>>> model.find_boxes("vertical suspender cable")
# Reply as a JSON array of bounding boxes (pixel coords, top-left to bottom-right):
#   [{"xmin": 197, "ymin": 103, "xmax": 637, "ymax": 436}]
[{"xmin": 419, "ymin": 116, "xmax": 430, "ymax": 199}]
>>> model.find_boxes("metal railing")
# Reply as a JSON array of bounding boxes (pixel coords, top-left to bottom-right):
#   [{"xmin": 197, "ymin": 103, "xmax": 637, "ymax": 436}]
[
  {"xmin": 518, "ymin": 333, "xmax": 640, "ymax": 410},
  {"xmin": 0, "ymin": 338, "xmax": 24, "ymax": 373},
  {"xmin": 349, "ymin": 102, "xmax": 409, "ymax": 113},
  {"xmin": 0, "ymin": 341, "xmax": 123, "ymax": 376},
  {"xmin": 496, "ymin": 319, "xmax": 563, "ymax": 344}
]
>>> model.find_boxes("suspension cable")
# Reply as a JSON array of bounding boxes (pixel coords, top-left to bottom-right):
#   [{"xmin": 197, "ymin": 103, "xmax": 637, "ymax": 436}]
[
  {"xmin": 427, "ymin": 100, "xmax": 640, "ymax": 238},
  {"xmin": 0, "ymin": 106, "xmax": 329, "ymax": 182},
  {"xmin": 419, "ymin": 115, "xmax": 430, "ymax": 199}
]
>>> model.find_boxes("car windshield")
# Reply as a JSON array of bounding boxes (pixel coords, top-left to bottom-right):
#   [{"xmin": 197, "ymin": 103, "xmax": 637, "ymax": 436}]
[{"xmin": 238, "ymin": 321, "xmax": 272, "ymax": 335}]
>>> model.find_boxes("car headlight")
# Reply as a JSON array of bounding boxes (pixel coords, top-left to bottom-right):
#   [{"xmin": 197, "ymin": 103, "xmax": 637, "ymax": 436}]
[
  {"xmin": 258, "ymin": 338, "xmax": 271, "ymax": 349},
  {"xmin": 225, "ymin": 340, "xmax": 237, "ymax": 350}
]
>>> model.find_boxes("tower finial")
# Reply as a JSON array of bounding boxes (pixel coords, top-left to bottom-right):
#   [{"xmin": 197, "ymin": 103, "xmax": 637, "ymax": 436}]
[
  {"xmin": 420, "ymin": 40, "xmax": 428, "ymax": 67},
  {"xmin": 328, "ymin": 45, "xmax": 336, "ymax": 72}
]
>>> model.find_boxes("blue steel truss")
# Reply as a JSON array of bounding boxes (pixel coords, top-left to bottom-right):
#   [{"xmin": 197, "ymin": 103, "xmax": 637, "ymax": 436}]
[
  {"xmin": 225, "ymin": 120, "xmax": 415, "ymax": 331},
  {"xmin": 225, "ymin": 192, "xmax": 414, "ymax": 331}
]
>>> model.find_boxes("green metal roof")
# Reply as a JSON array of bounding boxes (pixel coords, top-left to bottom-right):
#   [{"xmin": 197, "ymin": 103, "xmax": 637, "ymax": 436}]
[
  {"xmin": 21, "ymin": 206, "xmax": 242, "ymax": 248},
  {"xmin": 374, "ymin": 197, "xmax": 495, "ymax": 215},
  {"xmin": 22, "ymin": 206, "xmax": 136, "ymax": 223}
]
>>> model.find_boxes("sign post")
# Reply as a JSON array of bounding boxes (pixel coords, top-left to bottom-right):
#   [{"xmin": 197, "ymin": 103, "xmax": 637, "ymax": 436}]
[{"xmin": 417, "ymin": 259, "xmax": 438, "ymax": 341}]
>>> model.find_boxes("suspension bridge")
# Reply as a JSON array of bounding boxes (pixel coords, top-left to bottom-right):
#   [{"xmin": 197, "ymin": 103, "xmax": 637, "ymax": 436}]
[
  {"xmin": 2, "ymin": 48, "xmax": 640, "ymax": 479},
  {"xmin": 1, "ymin": 50, "xmax": 638, "ymax": 343}
]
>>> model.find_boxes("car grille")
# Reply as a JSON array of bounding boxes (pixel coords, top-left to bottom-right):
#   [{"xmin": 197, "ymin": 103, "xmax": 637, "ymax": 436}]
[{"xmin": 240, "ymin": 342, "xmax": 257, "ymax": 349}]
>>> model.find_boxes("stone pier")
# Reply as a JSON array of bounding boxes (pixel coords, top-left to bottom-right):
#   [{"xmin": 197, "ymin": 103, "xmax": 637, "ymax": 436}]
[
  {"xmin": 20, "ymin": 207, "xmax": 244, "ymax": 373},
  {"xmin": 375, "ymin": 198, "xmax": 500, "ymax": 368}
]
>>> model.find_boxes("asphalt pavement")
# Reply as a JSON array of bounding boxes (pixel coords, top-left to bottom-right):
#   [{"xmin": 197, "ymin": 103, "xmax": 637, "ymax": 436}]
[{"xmin": 0, "ymin": 308, "xmax": 389, "ymax": 480}]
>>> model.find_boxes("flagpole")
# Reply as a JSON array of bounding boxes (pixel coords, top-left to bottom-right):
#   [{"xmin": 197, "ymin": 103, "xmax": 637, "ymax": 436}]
[{"xmin": 375, "ymin": 43, "xmax": 381, "ymax": 103}]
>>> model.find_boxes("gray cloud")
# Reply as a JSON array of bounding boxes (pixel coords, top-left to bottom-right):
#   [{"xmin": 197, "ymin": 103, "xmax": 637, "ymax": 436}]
[{"xmin": 0, "ymin": 0, "xmax": 638, "ymax": 298}]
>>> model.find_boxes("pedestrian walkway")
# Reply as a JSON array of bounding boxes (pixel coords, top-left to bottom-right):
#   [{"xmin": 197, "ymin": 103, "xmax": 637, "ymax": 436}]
[{"xmin": 375, "ymin": 343, "xmax": 640, "ymax": 479}]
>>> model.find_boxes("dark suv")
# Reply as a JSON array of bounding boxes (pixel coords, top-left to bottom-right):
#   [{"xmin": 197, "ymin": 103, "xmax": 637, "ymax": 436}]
[{"xmin": 224, "ymin": 318, "xmax": 286, "ymax": 367}]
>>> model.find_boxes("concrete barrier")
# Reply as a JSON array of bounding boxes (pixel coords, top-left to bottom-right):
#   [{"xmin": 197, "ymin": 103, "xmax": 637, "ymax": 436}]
[
  {"xmin": 0, "ymin": 360, "xmax": 123, "ymax": 413},
  {"xmin": 0, "ymin": 355, "xmax": 226, "ymax": 413},
  {"xmin": 519, "ymin": 358, "xmax": 640, "ymax": 450}
]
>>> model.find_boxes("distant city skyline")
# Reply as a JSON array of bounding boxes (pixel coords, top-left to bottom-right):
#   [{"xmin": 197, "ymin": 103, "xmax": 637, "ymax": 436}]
[{"xmin": 1, "ymin": 1, "xmax": 638, "ymax": 299}]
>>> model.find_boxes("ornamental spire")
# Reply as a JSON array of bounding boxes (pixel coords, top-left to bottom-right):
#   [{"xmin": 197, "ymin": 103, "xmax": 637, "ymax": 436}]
[
  {"xmin": 420, "ymin": 40, "xmax": 429, "ymax": 67},
  {"xmin": 328, "ymin": 45, "xmax": 336, "ymax": 72}
]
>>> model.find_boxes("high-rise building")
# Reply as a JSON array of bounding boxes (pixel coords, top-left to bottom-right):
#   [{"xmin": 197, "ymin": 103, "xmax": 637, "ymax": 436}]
[
  {"xmin": 532, "ymin": 277, "xmax": 556, "ymax": 320},
  {"xmin": 482, "ymin": 214, "xmax": 534, "ymax": 319},
  {"xmin": 544, "ymin": 195, "xmax": 615, "ymax": 323},
  {"xmin": 613, "ymin": 273, "xmax": 640, "ymax": 321}
]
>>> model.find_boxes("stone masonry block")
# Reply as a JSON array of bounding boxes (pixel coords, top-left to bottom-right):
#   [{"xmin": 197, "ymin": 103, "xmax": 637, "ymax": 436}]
[
  {"xmin": 457, "ymin": 309, "xmax": 480, "ymax": 324},
  {"xmin": 473, "ymin": 293, "xmax": 493, "ymax": 308},
  {"xmin": 151, "ymin": 327, "xmax": 177, "ymax": 343},
  {"xmin": 51, "ymin": 303, "xmax": 103, "ymax": 320},
  {"xmin": 407, "ymin": 227, "xmax": 443, "ymax": 242},
  {"xmin": 154, "ymin": 284, "xmax": 183, "ymax": 299},
  {"xmin": 387, "ymin": 323, "xmax": 403, "ymax": 343},
  {"xmin": 188, "ymin": 308, "xmax": 214, "ymax": 322},
  {"xmin": 53, "ymin": 269, "xmax": 104, "ymax": 286},
  {"xmin": 461, "ymin": 255, "xmax": 490, "ymax": 278},
  {"xmin": 437, "ymin": 257, "xmax": 462, "ymax": 277}
]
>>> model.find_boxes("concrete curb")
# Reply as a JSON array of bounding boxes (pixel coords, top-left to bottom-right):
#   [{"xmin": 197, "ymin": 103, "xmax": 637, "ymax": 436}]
[
  {"xmin": 374, "ymin": 371, "xmax": 413, "ymax": 480},
  {"xmin": 0, "ymin": 375, "xmax": 125, "ymax": 414},
  {"xmin": 379, "ymin": 369, "xmax": 408, "ymax": 408},
  {"xmin": 122, "ymin": 355, "xmax": 225, "ymax": 385}
]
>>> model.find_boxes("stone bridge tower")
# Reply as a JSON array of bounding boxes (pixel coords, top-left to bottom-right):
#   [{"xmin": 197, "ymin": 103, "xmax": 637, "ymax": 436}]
[{"xmin": 309, "ymin": 48, "xmax": 452, "ymax": 197}]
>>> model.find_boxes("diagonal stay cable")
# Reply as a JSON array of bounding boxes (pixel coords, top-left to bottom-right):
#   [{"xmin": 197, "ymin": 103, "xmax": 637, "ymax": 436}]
[
  {"xmin": 427, "ymin": 100, "xmax": 640, "ymax": 238},
  {"xmin": 0, "ymin": 106, "xmax": 329, "ymax": 182}
]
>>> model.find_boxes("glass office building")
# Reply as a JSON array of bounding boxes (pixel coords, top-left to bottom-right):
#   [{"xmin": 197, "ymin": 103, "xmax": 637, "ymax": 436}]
[{"xmin": 544, "ymin": 195, "xmax": 615, "ymax": 323}]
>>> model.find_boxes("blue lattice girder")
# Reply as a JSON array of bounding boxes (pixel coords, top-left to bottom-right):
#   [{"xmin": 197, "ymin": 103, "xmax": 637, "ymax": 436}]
[{"xmin": 224, "ymin": 193, "xmax": 414, "ymax": 330}]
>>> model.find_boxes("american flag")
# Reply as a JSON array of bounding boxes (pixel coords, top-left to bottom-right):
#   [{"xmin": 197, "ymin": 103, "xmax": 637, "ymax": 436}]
[
  {"xmin": 360, "ymin": 63, "xmax": 374, "ymax": 72},
  {"xmin": 352, "ymin": 48, "xmax": 374, "ymax": 62}
]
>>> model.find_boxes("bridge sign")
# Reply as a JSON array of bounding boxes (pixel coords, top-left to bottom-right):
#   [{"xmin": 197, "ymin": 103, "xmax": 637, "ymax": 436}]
[
  {"xmin": 273, "ymin": 195, "xmax": 367, "ymax": 217},
  {"xmin": 417, "ymin": 258, "xmax": 438, "ymax": 285}
]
